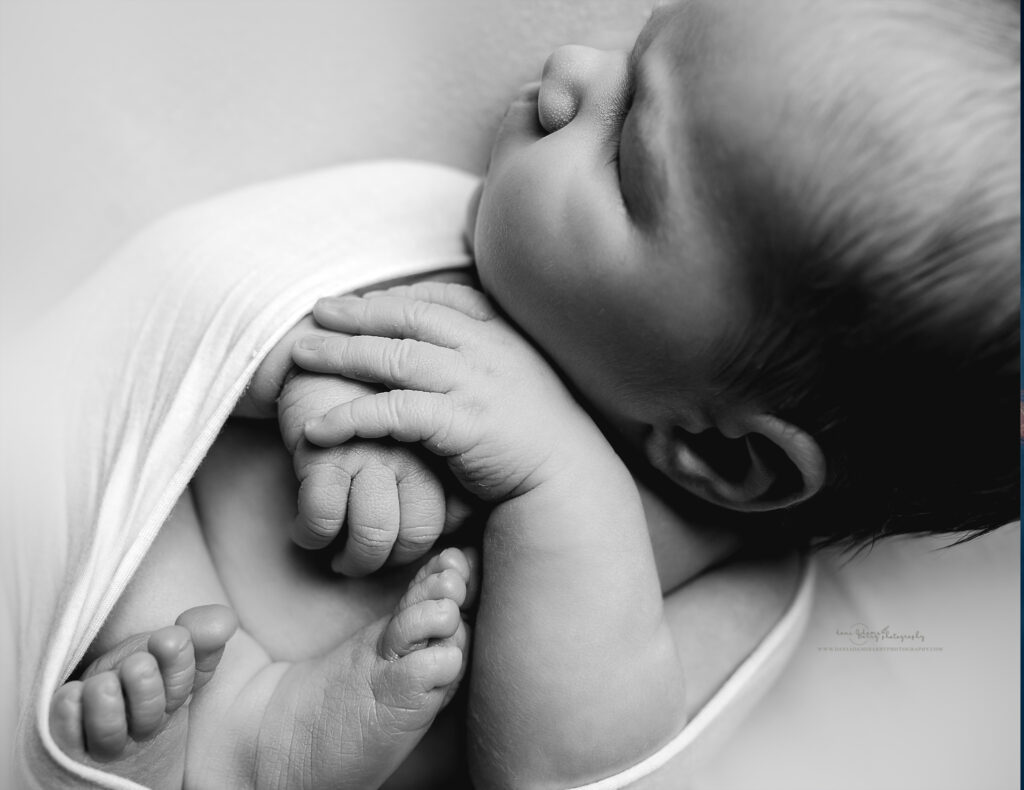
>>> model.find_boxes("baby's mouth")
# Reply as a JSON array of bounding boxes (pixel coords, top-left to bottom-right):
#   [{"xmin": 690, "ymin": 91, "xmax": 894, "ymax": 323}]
[{"xmin": 488, "ymin": 82, "xmax": 544, "ymax": 159}]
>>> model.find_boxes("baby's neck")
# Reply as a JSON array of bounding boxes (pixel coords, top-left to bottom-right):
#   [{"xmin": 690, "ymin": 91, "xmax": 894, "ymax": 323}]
[{"xmin": 634, "ymin": 469, "xmax": 746, "ymax": 593}]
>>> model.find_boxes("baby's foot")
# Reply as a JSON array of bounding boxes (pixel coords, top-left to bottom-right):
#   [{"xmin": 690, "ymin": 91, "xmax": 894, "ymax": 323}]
[
  {"xmin": 259, "ymin": 547, "xmax": 477, "ymax": 790},
  {"xmin": 49, "ymin": 604, "xmax": 237, "ymax": 788}
]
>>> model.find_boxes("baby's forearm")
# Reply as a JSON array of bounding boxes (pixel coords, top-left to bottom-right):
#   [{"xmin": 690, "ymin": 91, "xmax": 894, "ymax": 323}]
[{"xmin": 467, "ymin": 451, "xmax": 687, "ymax": 788}]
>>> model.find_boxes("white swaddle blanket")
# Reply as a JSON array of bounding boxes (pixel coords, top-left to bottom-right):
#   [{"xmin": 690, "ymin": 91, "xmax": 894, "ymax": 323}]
[
  {"xmin": 2, "ymin": 161, "xmax": 476, "ymax": 788},
  {"xmin": 1, "ymin": 160, "xmax": 811, "ymax": 789}
]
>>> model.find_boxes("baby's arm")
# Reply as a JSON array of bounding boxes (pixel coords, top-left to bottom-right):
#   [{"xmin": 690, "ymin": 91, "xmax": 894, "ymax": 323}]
[{"xmin": 294, "ymin": 283, "xmax": 687, "ymax": 787}]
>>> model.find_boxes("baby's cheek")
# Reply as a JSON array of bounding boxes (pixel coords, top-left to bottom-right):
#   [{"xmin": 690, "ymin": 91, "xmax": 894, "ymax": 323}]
[{"xmin": 473, "ymin": 153, "xmax": 573, "ymax": 315}]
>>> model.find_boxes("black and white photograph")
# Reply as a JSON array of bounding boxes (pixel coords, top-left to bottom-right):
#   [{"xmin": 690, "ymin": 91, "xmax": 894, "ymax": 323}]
[{"xmin": 1, "ymin": 1, "xmax": 1019, "ymax": 788}]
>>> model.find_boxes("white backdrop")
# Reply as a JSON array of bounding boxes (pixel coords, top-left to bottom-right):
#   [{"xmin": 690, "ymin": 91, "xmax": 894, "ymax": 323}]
[{"xmin": 0, "ymin": 0, "xmax": 648, "ymax": 338}]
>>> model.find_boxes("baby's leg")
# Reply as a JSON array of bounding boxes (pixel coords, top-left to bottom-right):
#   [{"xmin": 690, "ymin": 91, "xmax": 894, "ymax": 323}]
[
  {"xmin": 49, "ymin": 605, "xmax": 237, "ymax": 790},
  {"xmin": 252, "ymin": 546, "xmax": 477, "ymax": 789}
]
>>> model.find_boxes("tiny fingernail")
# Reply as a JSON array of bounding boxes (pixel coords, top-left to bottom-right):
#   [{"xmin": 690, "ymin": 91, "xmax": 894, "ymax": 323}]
[
  {"xmin": 304, "ymin": 418, "xmax": 322, "ymax": 433},
  {"xmin": 296, "ymin": 335, "xmax": 324, "ymax": 351},
  {"xmin": 317, "ymin": 295, "xmax": 359, "ymax": 310}
]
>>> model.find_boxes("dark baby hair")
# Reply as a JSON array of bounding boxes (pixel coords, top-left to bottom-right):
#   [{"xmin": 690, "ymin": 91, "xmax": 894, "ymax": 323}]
[{"xmin": 721, "ymin": 0, "xmax": 1020, "ymax": 547}]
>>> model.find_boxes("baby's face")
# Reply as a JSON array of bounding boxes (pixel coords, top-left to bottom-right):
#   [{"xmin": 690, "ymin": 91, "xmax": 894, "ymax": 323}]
[
  {"xmin": 468, "ymin": 0, "xmax": 774, "ymax": 434},
  {"xmin": 468, "ymin": 0, "xmax": 925, "ymax": 435}
]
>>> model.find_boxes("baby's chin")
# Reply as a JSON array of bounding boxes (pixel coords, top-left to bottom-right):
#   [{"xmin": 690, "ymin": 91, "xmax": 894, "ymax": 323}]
[{"xmin": 463, "ymin": 181, "xmax": 484, "ymax": 256}]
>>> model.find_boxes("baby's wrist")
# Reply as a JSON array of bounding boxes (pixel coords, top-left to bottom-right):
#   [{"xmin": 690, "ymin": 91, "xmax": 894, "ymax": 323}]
[
  {"xmin": 529, "ymin": 423, "xmax": 633, "ymax": 498},
  {"xmin": 492, "ymin": 440, "xmax": 638, "ymax": 525}
]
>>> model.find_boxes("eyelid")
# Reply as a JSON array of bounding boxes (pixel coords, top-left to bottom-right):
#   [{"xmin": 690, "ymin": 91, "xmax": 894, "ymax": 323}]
[
  {"xmin": 610, "ymin": 50, "xmax": 639, "ymax": 175},
  {"xmin": 602, "ymin": 45, "xmax": 638, "ymax": 154},
  {"xmin": 612, "ymin": 22, "xmax": 647, "ymax": 147}
]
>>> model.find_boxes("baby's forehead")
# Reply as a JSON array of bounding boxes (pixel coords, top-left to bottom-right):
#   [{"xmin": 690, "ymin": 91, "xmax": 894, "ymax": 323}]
[
  {"xmin": 640, "ymin": 0, "xmax": 1010, "ymax": 154},
  {"xmin": 643, "ymin": 0, "xmax": 1011, "ymax": 84},
  {"xmin": 633, "ymin": 0, "xmax": 1016, "ymax": 257}
]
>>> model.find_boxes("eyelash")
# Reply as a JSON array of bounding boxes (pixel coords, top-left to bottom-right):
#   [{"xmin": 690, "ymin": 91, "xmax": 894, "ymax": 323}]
[{"xmin": 607, "ymin": 101, "xmax": 633, "ymax": 170}]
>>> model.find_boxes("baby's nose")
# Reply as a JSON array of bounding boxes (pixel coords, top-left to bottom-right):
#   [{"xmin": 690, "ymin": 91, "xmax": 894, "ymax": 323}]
[{"xmin": 537, "ymin": 45, "xmax": 629, "ymax": 133}]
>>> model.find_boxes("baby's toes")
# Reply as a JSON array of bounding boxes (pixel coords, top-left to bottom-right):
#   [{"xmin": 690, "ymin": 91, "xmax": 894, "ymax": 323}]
[
  {"xmin": 80, "ymin": 671, "xmax": 129, "ymax": 761},
  {"xmin": 147, "ymin": 625, "xmax": 196, "ymax": 714},
  {"xmin": 380, "ymin": 598, "xmax": 462, "ymax": 661},
  {"xmin": 49, "ymin": 680, "xmax": 86, "ymax": 757},
  {"xmin": 439, "ymin": 620, "xmax": 471, "ymax": 706},
  {"xmin": 383, "ymin": 644, "xmax": 465, "ymax": 699},
  {"xmin": 404, "ymin": 547, "xmax": 477, "ymax": 609},
  {"xmin": 118, "ymin": 651, "xmax": 166, "ymax": 741},
  {"xmin": 174, "ymin": 604, "xmax": 238, "ymax": 692},
  {"xmin": 398, "ymin": 564, "xmax": 468, "ymax": 612}
]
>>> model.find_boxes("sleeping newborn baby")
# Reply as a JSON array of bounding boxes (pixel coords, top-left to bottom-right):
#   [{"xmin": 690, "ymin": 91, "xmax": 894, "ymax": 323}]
[{"xmin": 47, "ymin": 0, "xmax": 1018, "ymax": 787}]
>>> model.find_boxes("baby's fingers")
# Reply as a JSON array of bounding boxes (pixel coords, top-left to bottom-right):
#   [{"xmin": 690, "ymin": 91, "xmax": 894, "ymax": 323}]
[
  {"xmin": 305, "ymin": 390, "xmax": 461, "ymax": 456},
  {"xmin": 293, "ymin": 335, "xmax": 460, "ymax": 392},
  {"xmin": 311, "ymin": 294, "xmax": 478, "ymax": 348},
  {"xmin": 333, "ymin": 468, "xmax": 401, "ymax": 576},
  {"xmin": 361, "ymin": 281, "xmax": 496, "ymax": 322},
  {"xmin": 292, "ymin": 461, "xmax": 351, "ymax": 550},
  {"xmin": 391, "ymin": 465, "xmax": 448, "ymax": 565}
]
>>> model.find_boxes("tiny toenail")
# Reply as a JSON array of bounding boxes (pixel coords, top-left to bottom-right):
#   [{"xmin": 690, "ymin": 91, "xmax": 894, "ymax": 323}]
[{"xmin": 296, "ymin": 335, "xmax": 324, "ymax": 351}]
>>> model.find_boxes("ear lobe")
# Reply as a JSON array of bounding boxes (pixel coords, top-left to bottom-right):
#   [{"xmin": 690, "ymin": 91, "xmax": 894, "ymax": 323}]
[{"xmin": 644, "ymin": 414, "xmax": 825, "ymax": 512}]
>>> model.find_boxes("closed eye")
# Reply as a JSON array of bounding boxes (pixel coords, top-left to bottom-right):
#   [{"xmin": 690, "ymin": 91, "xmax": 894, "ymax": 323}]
[
  {"xmin": 605, "ymin": 65, "xmax": 637, "ymax": 170},
  {"xmin": 607, "ymin": 25, "xmax": 646, "ymax": 172}
]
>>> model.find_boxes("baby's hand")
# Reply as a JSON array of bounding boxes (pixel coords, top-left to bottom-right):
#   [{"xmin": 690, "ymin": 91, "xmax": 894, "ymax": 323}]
[
  {"xmin": 292, "ymin": 282, "xmax": 611, "ymax": 504},
  {"xmin": 278, "ymin": 370, "xmax": 473, "ymax": 576}
]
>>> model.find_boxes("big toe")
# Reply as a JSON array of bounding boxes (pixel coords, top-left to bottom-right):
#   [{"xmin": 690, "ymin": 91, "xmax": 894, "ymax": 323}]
[
  {"xmin": 373, "ymin": 644, "xmax": 465, "ymax": 716},
  {"xmin": 175, "ymin": 604, "xmax": 238, "ymax": 690},
  {"xmin": 381, "ymin": 599, "xmax": 462, "ymax": 661}
]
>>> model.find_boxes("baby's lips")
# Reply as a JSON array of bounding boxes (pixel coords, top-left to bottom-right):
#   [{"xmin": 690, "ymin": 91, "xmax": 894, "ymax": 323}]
[
  {"xmin": 487, "ymin": 81, "xmax": 544, "ymax": 165},
  {"xmin": 505, "ymin": 80, "xmax": 542, "ymax": 118}
]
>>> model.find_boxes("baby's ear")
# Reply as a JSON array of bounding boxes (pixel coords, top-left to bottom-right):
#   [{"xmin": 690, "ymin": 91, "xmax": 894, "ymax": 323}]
[{"xmin": 644, "ymin": 414, "xmax": 825, "ymax": 512}]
